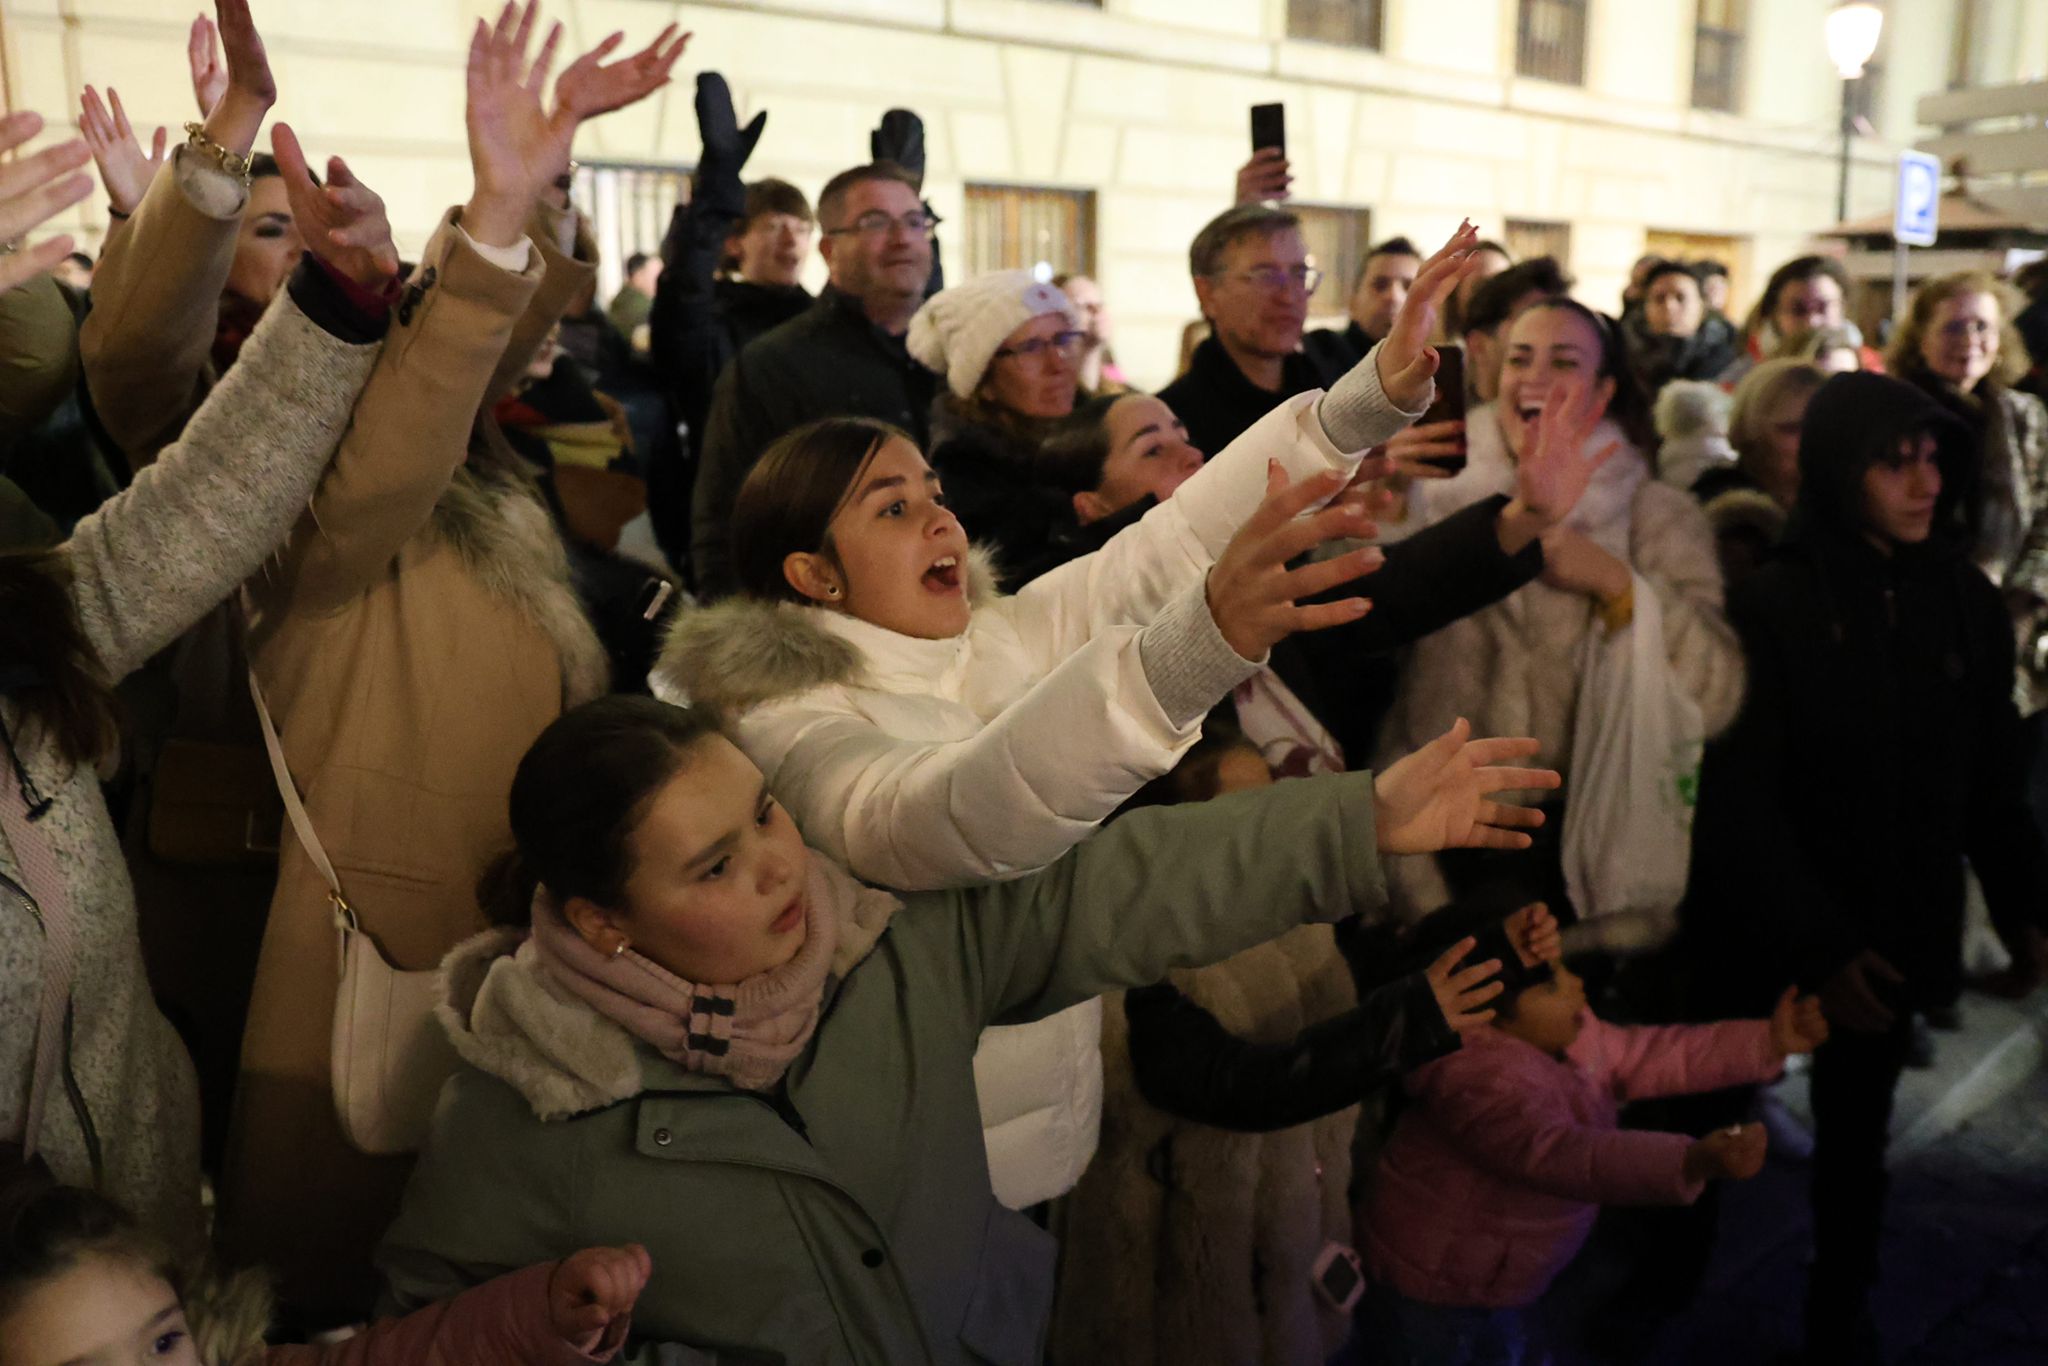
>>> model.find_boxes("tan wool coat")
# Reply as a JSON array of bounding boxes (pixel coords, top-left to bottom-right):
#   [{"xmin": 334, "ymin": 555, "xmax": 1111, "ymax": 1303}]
[{"xmin": 221, "ymin": 217, "xmax": 609, "ymax": 1311}]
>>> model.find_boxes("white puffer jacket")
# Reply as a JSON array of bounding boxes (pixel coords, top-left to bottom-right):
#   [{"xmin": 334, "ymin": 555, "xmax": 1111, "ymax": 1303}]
[{"xmin": 653, "ymin": 373, "xmax": 1415, "ymax": 1208}]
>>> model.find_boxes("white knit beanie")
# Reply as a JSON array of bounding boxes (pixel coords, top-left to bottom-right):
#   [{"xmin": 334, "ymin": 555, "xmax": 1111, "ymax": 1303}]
[{"xmin": 907, "ymin": 270, "xmax": 1081, "ymax": 400}]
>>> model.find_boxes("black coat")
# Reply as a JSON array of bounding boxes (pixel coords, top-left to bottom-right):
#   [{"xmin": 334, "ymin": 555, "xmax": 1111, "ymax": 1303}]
[
  {"xmin": 1157, "ymin": 335, "xmax": 1334, "ymax": 459},
  {"xmin": 1300, "ymin": 320, "xmax": 1373, "ymax": 387},
  {"xmin": 689, "ymin": 288, "xmax": 938, "ymax": 596},
  {"xmin": 1684, "ymin": 372, "xmax": 2048, "ymax": 1013},
  {"xmin": 925, "ymin": 406, "xmax": 1071, "ymax": 588}
]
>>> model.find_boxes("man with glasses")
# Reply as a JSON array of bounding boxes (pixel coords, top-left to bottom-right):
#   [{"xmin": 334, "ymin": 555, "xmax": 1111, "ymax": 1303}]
[
  {"xmin": 690, "ymin": 161, "xmax": 939, "ymax": 596},
  {"xmin": 1159, "ymin": 204, "xmax": 1333, "ymax": 458}
]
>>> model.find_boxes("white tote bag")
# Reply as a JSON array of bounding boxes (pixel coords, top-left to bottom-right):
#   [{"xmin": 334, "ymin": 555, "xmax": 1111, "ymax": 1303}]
[
  {"xmin": 249, "ymin": 667, "xmax": 459, "ymax": 1155},
  {"xmin": 1560, "ymin": 574, "xmax": 1705, "ymax": 954}
]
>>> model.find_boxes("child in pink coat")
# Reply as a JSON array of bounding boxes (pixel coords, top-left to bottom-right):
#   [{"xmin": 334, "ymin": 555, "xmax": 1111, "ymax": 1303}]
[
  {"xmin": 1357, "ymin": 910, "xmax": 1828, "ymax": 1366},
  {"xmin": 0, "ymin": 1170, "xmax": 646, "ymax": 1366}
]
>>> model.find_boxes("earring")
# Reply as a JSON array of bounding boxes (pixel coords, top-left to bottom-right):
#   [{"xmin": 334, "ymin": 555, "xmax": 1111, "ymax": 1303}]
[
  {"xmin": 825, "ymin": 584, "xmax": 841, "ymax": 598},
  {"xmin": 610, "ymin": 940, "xmax": 629, "ymax": 959}
]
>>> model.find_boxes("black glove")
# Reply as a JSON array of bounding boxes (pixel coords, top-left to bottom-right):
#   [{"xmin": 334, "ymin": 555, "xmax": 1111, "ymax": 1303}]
[
  {"xmin": 694, "ymin": 73, "xmax": 767, "ymax": 219},
  {"xmin": 870, "ymin": 108, "xmax": 925, "ymax": 188}
]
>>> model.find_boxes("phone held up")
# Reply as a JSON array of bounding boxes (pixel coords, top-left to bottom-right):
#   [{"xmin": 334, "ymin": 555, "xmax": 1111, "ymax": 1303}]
[
  {"xmin": 1414, "ymin": 344, "xmax": 1468, "ymax": 475},
  {"xmin": 1250, "ymin": 102, "xmax": 1285, "ymax": 159}
]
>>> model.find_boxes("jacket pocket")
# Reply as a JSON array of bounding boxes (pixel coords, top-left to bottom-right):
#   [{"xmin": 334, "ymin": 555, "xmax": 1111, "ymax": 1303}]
[{"xmin": 958, "ymin": 1204, "xmax": 1057, "ymax": 1365}]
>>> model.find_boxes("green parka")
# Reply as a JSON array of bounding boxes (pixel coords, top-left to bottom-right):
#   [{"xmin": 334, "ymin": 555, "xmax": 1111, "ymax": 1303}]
[{"xmin": 376, "ymin": 771, "xmax": 1388, "ymax": 1365}]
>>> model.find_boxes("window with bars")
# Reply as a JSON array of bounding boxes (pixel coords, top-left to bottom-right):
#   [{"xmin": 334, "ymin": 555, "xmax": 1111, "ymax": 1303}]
[
  {"xmin": 1516, "ymin": 0, "xmax": 1589, "ymax": 86},
  {"xmin": 1691, "ymin": 0, "xmax": 1744, "ymax": 113},
  {"xmin": 1291, "ymin": 204, "xmax": 1373, "ymax": 319},
  {"xmin": 1286, "ymin": 0, "xmax": 1385, "ymax": 50},
  {"xmin": 963, "ymin": 185, "xmax": 1097, "ymax": 281},
  {"xmin": 1504, "ymin": 218, "xmax": 1572, "ymax": 270},
  {"xmin": 572, "ymin": 161, "xmax": 692, "ymax": 304}
]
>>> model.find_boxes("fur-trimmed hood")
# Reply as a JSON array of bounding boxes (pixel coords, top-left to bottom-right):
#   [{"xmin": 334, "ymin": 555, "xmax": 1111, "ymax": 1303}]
[{"xmin": 651, "ymin": 546, "xmax": 1004, "ymax": 717}]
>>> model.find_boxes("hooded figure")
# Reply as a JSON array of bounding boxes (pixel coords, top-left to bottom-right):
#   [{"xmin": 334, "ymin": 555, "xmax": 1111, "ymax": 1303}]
[{"xmin": 1680, "ymin": 370, "xmax": 2048, "ymax": 1360}]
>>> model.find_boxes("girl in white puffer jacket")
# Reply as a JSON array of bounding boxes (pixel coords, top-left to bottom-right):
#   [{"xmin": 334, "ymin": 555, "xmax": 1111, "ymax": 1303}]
[{"xmin": 652, "ymin": 225, "xmax": 1541, "ymax": 1209}]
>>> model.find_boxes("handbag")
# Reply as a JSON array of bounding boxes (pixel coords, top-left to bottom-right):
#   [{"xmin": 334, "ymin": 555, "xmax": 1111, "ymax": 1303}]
[
  {"xmin": 248, "ymin": 667, "xmax": 458, "ymax": 1156},
  {"xmin": 1559, "ymin": 573, "xmax": 1705, "ymax": 955}
]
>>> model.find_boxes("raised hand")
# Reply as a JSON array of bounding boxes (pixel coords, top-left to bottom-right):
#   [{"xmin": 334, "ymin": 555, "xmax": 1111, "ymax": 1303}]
[
  {"xmin": 1373, "ymin": 717, "xmax": 1559, "ymax": 855},
  {"xmin": 188, "ymin": 12, "xmax": 227, "ymax": 117},
  {"xmin": 1205, "ymin": 460, "xmax": 1389, "ymax": 660},
  {"xmin": 1375, "ymin": 221, "xmax": 1482, "ymax": 413},
  {"xmin": 191, "ymin": 0, "xmax": 275, "ymax": 160},
  {"xmin": 1505, "ymin": 902, "xmax": 1561, "ymax": 967},
  {"xmin": 555, "ymin": 23, "xmax": 690, "ymax": 124},
  {"xmin": 79, "ymin": 87, "xmax": 167, "ymax": 217},
  {"xmin": 463, "ymin": 1, "xmax": 572, "ymax": 246},
  {"xmin": 0, "ymin": 112, "xmax": 94, "ymax": 294},
  {"xmin": 1235, "ymin": 147, "xmax": 1291, "ymax": 205},
  {"xmin": 871, "ymin": 109, "xmax": 925, "ymax": 186},
  {"xmin": 1426, "ymin": 937, "xmax": 1505, "ymax": 1035},
  {"xmin": 700, "ymin": 71, "xmax": 770, "ymax": 183},
  {"xmin": 548, "ymin": 1244, "xmax": 652, "ymax": 1349},
  {"xmin": 1769, "ymin": 986, "xmax": 1829, "ymax": 1058},
  {"xmin": 271, "ymin": 124, "xmax": 398, "ymax": 290},
  {"xmin": 1683, "ymin": 1122, "xmax": 1768, "ymax": 1184},
  {"xmin": 1518, "ymin": 379, "xmax": 1620, "ymax": 527}
]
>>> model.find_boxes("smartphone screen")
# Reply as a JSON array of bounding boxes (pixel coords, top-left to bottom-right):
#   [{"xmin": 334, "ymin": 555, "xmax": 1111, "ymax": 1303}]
[
  {"xmin": 1250, "ymin": 103, "xmax": 1286, "ymax": 158},
  {"xmin": 1415, "ymin": 345, "xmax": 1468, "ymax": 474}
]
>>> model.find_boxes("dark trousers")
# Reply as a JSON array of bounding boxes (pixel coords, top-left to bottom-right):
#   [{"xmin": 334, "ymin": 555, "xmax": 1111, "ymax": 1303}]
[{"xmin": 1807, "ymin": 1016, "xmax": 1914, "ymax": 1311}]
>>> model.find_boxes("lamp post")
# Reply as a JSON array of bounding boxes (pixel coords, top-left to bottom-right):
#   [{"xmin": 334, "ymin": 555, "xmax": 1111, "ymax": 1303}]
[{"xmin": 1826, "ymin": 2, "xmax": 1885, "ymax": 224}]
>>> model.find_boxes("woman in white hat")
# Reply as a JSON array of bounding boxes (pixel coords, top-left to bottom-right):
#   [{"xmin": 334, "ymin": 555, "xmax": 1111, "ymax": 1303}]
[{"xmin": 907, "ymin": 270, "xmax": 1087, "ymax": 581}]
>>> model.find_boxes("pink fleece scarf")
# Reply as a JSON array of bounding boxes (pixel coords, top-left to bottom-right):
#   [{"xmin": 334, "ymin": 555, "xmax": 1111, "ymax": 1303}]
[{"xmin": 529, "ymin": 855, "xmax": 894, "ymax": 1092}]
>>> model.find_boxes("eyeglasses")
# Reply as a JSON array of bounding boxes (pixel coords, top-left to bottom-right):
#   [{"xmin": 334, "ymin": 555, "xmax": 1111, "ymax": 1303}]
[
  {"xmin": 825, "ymin": 210, "xmax": 937, "ymax": 240},
  {"xmin": 1215, "ymin": 264, "xmax": 1323, "ymax": 294},
  {"xmin": 995, "ymin": 330, "xmax": 1086, "ymax": 362}
]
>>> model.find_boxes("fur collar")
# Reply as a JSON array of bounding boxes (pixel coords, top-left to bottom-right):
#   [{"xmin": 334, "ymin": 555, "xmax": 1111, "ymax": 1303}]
[
  {"xmin": 428, "ymin": 466, "xmax": 610, "ymax": 707},
  {"xmin": 438, "ymin": 927, "xmax": 647, "ymax": 1121},
  {"xmin": 654, "ymin": 546, "xmax": 1003, "ymax": 717}
]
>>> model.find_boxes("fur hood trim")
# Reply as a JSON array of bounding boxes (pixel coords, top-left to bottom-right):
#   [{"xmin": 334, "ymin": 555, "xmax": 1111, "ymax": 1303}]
[
  {"xmin": 429, "ymin": 466, "xmax": 611, "ymax": 707},
  {"xmin": 1702, "ymin": 486, "xmax": 1788, "ymax": 542},
  {"xmin": 436, "ymin": 927, "xmax": 646, "ymax": 1121},
  {"xmin": 654, "ymin": 545, "xmax": 1003, "ymax": 715}
]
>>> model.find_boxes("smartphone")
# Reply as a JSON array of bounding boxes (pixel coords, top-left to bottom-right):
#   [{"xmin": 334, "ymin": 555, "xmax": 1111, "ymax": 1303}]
[
  {"xmin": 1250, "ymin": 103, "xmax": 1286, "ymax": 158},
  {"xmin": 1415, "ymin": 344, "xmax": 1468, "ymax": 475},
  {"xmin": 1311, "ymin": 1241, "xmax": 1365, "ymax": 1313}
]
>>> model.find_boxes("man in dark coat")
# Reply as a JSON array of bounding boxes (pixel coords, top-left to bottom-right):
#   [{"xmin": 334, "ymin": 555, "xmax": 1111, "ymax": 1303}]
[
  {"xmin": 1159, "ymin": 203, "xmax": 1340, "ymax": 459},
  {"xmin": 1301, "ymin": 234, "xmax": 1420, "ymax": 382},
  {"xmin": 687, "ymin": 160, "xmax": 937, "ymax": 596},
  {"xmin": 1684, "ymin": 370, "xmax": 2048, "ymax": 1362}
]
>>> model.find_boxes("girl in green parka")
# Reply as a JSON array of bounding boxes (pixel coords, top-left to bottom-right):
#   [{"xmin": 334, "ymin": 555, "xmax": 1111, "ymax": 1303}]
[{"xmin": 375, "ymin": 695, "xmax": 1556, "ymax": 1365}]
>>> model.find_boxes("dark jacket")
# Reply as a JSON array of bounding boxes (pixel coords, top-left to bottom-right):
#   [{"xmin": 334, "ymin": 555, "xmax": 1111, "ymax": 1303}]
[
  {"xmin": 1625, "ymin": 313, "xmax": 1740, "ymax": 400},
  {"xmin": 646, "ymin": 200, "xmax": 811, "ymax": 568},
  {"xmin": 1684, "ymin": 372, "xmax": 2048, "ymax": 1012},
  {"xmin": 1300, "ymin": 320, "xmax": 1374, "ymax": 387},
  {"xmin": 925, "ymin": 400, "xmax": 1071, "ymax": 586},
  {"xmin": 1158, "ymin": 335, "xmax": 1335, "ymax": 459},
  {"xmin": 690, "ymin": 287, "xmax": 937, "ymax": 596}
]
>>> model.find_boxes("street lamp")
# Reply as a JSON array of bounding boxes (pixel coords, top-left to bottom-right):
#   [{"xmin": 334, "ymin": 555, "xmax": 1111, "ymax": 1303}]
[{"xmin": 1826, "ymin": 2, "xmax": 1885, "ymax": 223}]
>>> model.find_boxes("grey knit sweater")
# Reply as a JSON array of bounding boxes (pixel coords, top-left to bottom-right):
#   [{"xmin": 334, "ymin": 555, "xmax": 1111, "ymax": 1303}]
[{"xmin": 0, "ymin": 288, "xmax": 379, "ymax": 1246}]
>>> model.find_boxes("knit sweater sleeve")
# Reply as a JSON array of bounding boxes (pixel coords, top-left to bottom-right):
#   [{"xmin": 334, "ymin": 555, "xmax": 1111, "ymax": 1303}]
[
  {"xmin": 1629, "ymin": 481, "xmax": 1746, "ymax": 738},
  {"xmin": 1125, "ymin": 971, "xmax": 1457, "ymax": 1133},
  {"xmin": 64, "ymin": 275, "xmax": 382, "ymax": 683}
]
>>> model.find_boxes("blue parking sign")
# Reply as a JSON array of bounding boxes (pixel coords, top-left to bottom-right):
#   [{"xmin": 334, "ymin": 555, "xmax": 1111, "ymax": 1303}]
[{"xmin": 1895, "ymin": 151, "xmax": 1941, "ymax": 247}]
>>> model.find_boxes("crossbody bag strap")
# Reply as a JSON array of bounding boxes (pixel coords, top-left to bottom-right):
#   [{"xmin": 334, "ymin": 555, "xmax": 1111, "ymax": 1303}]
[{"xmin": 246, "ymin": 663, "xmax": 356, "ymax": 926}]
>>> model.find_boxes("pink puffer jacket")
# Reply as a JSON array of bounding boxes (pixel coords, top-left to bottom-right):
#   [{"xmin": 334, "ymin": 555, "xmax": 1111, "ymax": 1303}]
[{"xmin": 1360, "ymin": 1011, "xmax": 1780, "ymax": 1309}]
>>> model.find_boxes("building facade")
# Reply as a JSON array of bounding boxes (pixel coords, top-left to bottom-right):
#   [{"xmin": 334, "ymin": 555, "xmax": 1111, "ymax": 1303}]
[{"xmin": 5, "ymin": 0, "xmax": 2041, "ymax": 387}]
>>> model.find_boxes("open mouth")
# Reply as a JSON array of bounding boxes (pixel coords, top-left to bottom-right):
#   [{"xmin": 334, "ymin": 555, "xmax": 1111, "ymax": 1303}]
[
  {"xmin": 922, "ymin": 554, "xmax": 963, "ymax": 594},
  {"xmin": 1514, "ymin": 398, "xmax": 1545, "ymax": 423},
  {"xmin": 770, "ymin": 895, "xmax": 805, "ymax": 935}
]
